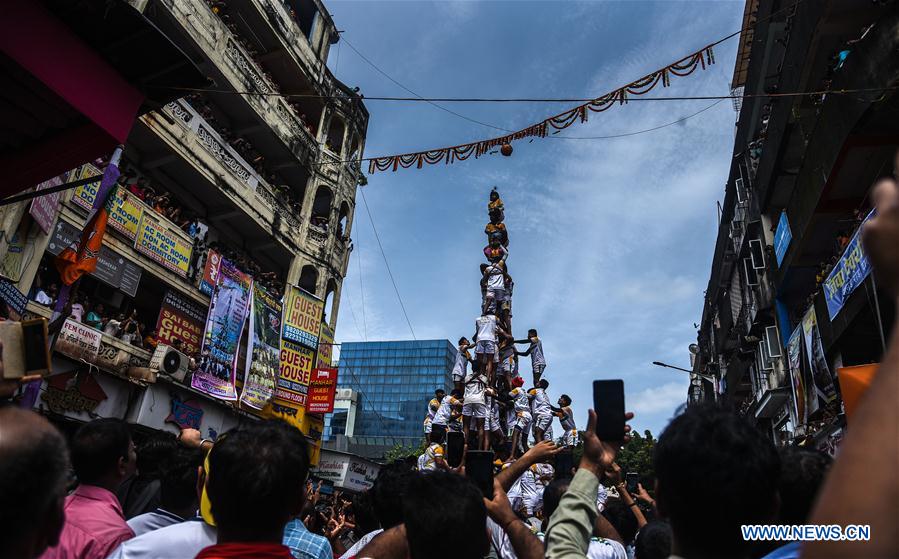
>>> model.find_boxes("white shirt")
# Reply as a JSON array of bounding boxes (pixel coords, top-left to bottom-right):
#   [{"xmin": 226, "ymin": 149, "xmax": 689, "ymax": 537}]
[
  {"xmin": 510, "ymin": 388, "xmax": 531, "ymax": 414},
  {"xmin": 535, "ymin": 533, "xmax": 628, "ymax": 559},
  {"xmin": 127, "ymin": 509, "xmax": 184, "ymax": 536},
  {"xmin": 426, "ymin": 397, "xmax": 441, "ymax": 421},
  {"xmin": 597, "ymin": 484, "xmax": 609, "ymax": 512},
  {"xmin": 432, "ymin": 395, "xmax": 458, "ymax": 426},
  {"xmin": 485, "ymin": 264, "xmax": 505, "ymax": 290},
  {"xmin": 69, "ymin": 303, "xmax": 84, "ymax": 322},
  {"xmin": 106, "ymin": 518, "xmax": 216, "ymax": 559},
  {"xmin": 463, "ymin": 372, "xmax": 487, "ymax": 405},
  {"xmin": 451, "ymin": 348, "xmax": 469, "ymax": 378},
  {"xmin": 476, "ymin": 315, "xmax": 497, "ymax": 343},
  {"xmin": 531, "ymin": 388, "xmax": 552, "ymax": 417},
  {"xmin": 103, "ymin": 319, "xmax": 122, "ymax": 336},
  {"xmin": 527, "ymin": 338, "xmax": 546, "ymax": 367},
  {"xmin": 338, "ymin": 529, "xmax": 383, "ymax": 559}
]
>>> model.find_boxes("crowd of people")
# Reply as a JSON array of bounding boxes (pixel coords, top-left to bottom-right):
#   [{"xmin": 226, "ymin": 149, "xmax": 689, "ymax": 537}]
[{"xmin": 2, "ymin": 181, "xmax": 898, "ymax": 559}]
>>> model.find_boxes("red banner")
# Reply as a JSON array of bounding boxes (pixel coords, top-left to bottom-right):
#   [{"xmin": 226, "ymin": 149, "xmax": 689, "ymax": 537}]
[
  {"xmin": 155, "ymin": 289, "xmax": 206, "ymax": 355},
  {"xmin": 306, "ymin": 367, "xmax": 338, "ymax": 413}
]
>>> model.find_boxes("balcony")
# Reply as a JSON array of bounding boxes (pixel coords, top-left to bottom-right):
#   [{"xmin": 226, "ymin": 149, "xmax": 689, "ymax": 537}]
[
  {"xmin": 150, "ymin": 0, "xmax": 319, "ymax": 172},
  {"xmin": 134, "ymin": 101, "xmax": 304, "ymax": 263}
]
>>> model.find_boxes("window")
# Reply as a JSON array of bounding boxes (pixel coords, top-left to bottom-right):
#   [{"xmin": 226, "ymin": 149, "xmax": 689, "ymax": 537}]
[{"xmin": 749, "ymin": 239, "xmax": 766, "ymax": 270}]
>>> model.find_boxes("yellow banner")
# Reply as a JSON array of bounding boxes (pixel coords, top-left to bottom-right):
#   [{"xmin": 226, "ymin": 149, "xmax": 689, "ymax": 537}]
[
  {"xmin": 282, "ymin": 285, "xmax": 323, "ymax": 350},
  {"xmin": 71, "ymin": 164, "xmax": 147, "ymax": 241},
  {"xmin": 134, "ymin": 213, "xmax": 193, "ymax": 277},
  {"xmin": 316, "ymin": 322, "xmax": 334, "ymax": 368}
]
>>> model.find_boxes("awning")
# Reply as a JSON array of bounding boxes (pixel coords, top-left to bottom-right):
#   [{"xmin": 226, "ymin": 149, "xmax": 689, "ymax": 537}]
[{"xmin": 755, "ymin": 387, "xmax": 791, "ymax": 419}]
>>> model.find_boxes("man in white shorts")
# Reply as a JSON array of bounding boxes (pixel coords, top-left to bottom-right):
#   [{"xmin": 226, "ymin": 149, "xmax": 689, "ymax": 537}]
[
  {"xmin": 462, "ymin": 368, "xmax": 489, "ymax": 450},
  {"xmin": 516, "ymin": 328, "xmax": 546, "ymax": 385},
  {"xmin": 430, "ymin": 389, "xmax": 462, "ymax": 444},
  {"xmin": 423, "ymin": 388, "xmax": 444, "ymax": 443},
  {"xmin": 451, "ymin": 337, "xmax": 472, "ymax": 393},
  {"xmin": 530, "ymin": 378, "xmax": 553, "ymax": 445},
  {"xmin": 509, "ymin": 376, "xmax": 531, "ymax": 457},
  {"xmin": 473, "ymin": 305, "xmax": 508, "ymax": 389}
]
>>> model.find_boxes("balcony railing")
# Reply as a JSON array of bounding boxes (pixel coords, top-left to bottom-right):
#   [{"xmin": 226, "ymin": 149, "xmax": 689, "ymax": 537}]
[{"xmin": 159, "ymin": 0, "xmax": 317, "ymax": 169}]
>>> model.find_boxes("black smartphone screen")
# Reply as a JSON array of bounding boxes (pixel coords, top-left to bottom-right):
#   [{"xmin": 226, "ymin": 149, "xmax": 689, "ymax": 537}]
[
  {"xmin": 593, "ymin": 380, "xmax": 625, "ymax": 442},
  {"xmin": 21, "ymin": 319, "xmax": 49, "ymax": 373},
  {"xmin": 447, "ymin": 431, "xmax": 464, "ymax": 468},
  {"xmin": 465, "ymin": 450, "xmax": 494, "ymax": 499},
  {"xmin": 554, "ymin": 451, "xmax": 574, "ymax": 478},
  {"xmin": 626, "ymin": 472, "xmax": 639, "ymax": 494}
]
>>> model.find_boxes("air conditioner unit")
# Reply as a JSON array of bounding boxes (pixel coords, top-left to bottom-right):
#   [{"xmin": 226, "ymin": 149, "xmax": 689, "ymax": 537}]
[
  {"xmin": 149, "ymin": 344, "xmax": 190, "ymax": 382},
  {"xmin": 749, "ymin": 239, "xmax": 766, "ymax": 269},
  {"xmin": 743, "ymin": 258, "xmax": 759, "ymax": 286},
  {"xmin": 764, "ymin": 325, "xmax": 782, "ymax": 358},
  {"xmin": 735, "ymin": 177, "xmax": 748, "ymax": 203}
]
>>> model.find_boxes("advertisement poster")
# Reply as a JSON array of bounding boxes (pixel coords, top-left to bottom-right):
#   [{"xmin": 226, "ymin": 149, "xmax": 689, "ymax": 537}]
[
  {"xmin": 307, "ymin": 367, "xmax": 338, "ymax": 413},
  {"xmin": 47, "ymin": 220, "xmax": 142, "ymax": 297},
  {"xmin": 282, "ymin": 285, "xmax": 323, "ymax": 350},
  {"xmin": 823, "ymin": 211, "xmax": 874, "ymax": 319},
  {"xmin": 0, "ymin": 279, "xmax": 28, "ymax": 320},
  {"xmin": 155, "ymin": 290, "xmax": 206, "ymax": 355},
  {"xmin": 316, "ymin": 322, "xmax": 334, "ymax": 368},
  {"xmin": 29, "ymin": 173, "xmax": 65, "ymax": 234},
  {"xmin": 801, "ymin": 307, "xmax": 837, "ymax": 412},
  {"xmin": 773, "ymin": 211, "xmax": 792, "ymax": 266},
  {"xmin": 786, "ymin": 326, "xmax": 806, "ymax": 427},
  {"xmin": 273, "ymin": 339, "xmax": 314, "ymax": 409},
  {"xmin": 191, "ymin": 259, "xmax": 252, "ymax": 401},
  {"xmin": 56, "ymin": 319, "xmax": 102, "ymax": 361},
  {"xmin": 135, "ymin": 213, "xmax": 193, "ymax": 277},
  {"xmin": 72, "ymin": 165, "xmax": 146, "ymax": 241},
  {"xmin": 241, "ymin": 285, "xmax": 282, "ymax": 410},
  {"xmin": 70, "ymin": 163, "xmax": 103, "ymax": 210},
  {"xmin": 198, "ymin": 250, "xmax": 222, "ymax": 296}
]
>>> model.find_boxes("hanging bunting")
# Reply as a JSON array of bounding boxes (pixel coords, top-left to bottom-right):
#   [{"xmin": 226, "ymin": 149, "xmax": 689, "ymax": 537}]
[{"xmin": 367, "ymin": 44, "xmax": 716, "ymax": 174}]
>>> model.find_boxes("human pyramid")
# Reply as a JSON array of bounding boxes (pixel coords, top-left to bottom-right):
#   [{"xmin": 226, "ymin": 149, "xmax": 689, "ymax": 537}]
[{"xmin": 420, "ymin": 189, "xmax": 578, "ymax": 470}]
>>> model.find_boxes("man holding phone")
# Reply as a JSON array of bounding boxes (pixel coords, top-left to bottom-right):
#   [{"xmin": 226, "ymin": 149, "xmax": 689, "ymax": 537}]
[{"xmin": 545, "ymin": 401, "xmax": 634, "ymax": 558}]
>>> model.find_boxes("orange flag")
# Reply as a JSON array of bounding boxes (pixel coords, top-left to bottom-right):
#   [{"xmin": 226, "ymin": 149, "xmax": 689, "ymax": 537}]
[{"xmin": 55, "ymin": 198, "xmax": 111, "ymax": 285}]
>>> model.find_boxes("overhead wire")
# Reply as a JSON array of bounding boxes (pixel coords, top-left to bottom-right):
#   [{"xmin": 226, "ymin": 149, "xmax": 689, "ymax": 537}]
[{"xmin": 358, "ymin": 187, "xmax": 416, "ymax": 340}]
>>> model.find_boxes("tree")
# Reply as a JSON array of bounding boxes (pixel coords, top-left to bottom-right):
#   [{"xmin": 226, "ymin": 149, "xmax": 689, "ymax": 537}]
[
  {"xmin": 615, "ymin": 429, "xmax": 657, "ymax": 487},
  {"xmin": 383, "ymin": 440, "xmax": 426, "ymax": 463}
]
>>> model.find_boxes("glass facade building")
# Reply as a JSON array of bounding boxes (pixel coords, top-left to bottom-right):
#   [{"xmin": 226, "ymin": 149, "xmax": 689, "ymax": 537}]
[{"xmin": 336, "ymin": 340, "xmax": 456, "ymax": 440}]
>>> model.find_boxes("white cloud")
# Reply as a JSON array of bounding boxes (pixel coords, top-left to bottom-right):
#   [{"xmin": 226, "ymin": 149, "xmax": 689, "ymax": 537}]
[{"xmin": 630, "ymin": 380, "xmax": 689, "ymax": 415}]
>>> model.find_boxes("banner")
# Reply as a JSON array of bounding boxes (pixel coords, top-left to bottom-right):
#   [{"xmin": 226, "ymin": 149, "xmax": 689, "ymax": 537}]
[
  {"xmin": 56, "ymin": 319, "xmax": 102, "ymax": 361},
  {"xmin": 192, "ymin": 259, "xmax": 252, "ymax": 401},
  {"xmin": 823, "ymin": 211, "xmax": 874, "ymax": 320},
  {"xmin": 47, "ymin": 220, "xmax": 141, "ymax": 297},
  {"xmin": 273, "ymin": 339, "xmax": 314, "ymax": 409},
  {"xmin": 801, "ymin": 307, "xmax": 836, "ymax": 412},
  {"xmin": 155, "ymin": 290, "xmax": 206, "ymax": 355},
  {"xmin": 786, "ymin": 326, "xmax": 806, "ymax": 427},
  {"xmin": 0, "ymin": 279, "xmax": 28, "ymax": 320},
  {"xmin": 70, "ymin": 164, "xmax": 103, "ymax": 211},
  {"xmin": 307, "ymin": 367, "xmax": 338, "ymax": 413},
  {"xmin": 773, "ymin": 211, "xmax": 791, "ymax": 266},
  {"xmin": 282, "ymin": 285, "xmax": 323, "ymax": 350},
  {"xmin": 316, "ymin": 322, "xmax": 334, "ymax": 368},
  {"xmin": 198, "ymin": 250, "xmax": 222, "ymax": 296},
  {"xmin": 135, "ymin": 213, "xmax": 193, "ymax": 277},
  {"xmin": 240, "ymin": 285, "xmax": 281, "ymax": 410},
  {"xmin": 29, "ymin": 173, "xmax": 65, "ymax": 234}
]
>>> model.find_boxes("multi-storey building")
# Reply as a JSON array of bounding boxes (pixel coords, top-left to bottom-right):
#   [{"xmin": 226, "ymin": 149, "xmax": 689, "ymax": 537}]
[
  {"xmin": 0, "ymin": 0, "xmax": 367, "ymax": 455},
  {"xmin": 692, "ymin": 0, "xmax": 899, "ymax": 453},
  {"xmin": 326, "ymin": 340, "xmax": 456, "ymax": 459}
]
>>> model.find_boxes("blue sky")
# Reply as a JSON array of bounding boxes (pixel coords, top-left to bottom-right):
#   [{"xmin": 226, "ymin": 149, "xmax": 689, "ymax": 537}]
[{"xmin": 326, "ymin": 1, "xmax": 745, "ymax": 436}]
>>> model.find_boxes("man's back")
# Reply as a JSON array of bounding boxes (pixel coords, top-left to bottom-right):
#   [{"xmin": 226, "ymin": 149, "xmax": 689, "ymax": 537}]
[
  {"xmin": 106, "ymin": 518, "xmax": 215, "ymax": 559},
  {"xmin": 41, "ymin": 485, "xmax": 134, "ymax": 559}
]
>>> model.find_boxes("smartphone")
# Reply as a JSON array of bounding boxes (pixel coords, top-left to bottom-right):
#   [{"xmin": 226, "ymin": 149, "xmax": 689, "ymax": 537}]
[
  {"xmin": 465, "ymin": 450, "xmax": 495, "ymax": 499},
  {"xmin": 626, "ymin": 472, "xmax": 640, "ymax": 494},
  {"xmin": 593, "ymin": 380, "xmax": 625, "ymax": 442},
  {"xmin": 447, "ymin": 431, "xmax": 465, "ymax": 468}
]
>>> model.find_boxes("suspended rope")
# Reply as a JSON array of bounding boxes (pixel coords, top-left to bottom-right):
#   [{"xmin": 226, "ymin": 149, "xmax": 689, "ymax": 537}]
[{"xmin": 366, "ymin": 45, "xmax": 716, "ymax": 173}]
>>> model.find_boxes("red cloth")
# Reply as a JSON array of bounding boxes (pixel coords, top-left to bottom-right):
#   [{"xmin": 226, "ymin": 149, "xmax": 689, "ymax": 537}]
[
  {"xmin": 39, "ymin": 485, "xmax": 134, "ymax": 559},
  {"xmin": 195, "ymin": 542, "xmax": 295, "ymax": 559}
]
